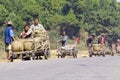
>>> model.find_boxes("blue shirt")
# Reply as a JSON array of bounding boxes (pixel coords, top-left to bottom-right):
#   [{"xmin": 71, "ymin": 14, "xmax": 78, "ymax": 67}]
[
  {"xmin": 10, "ymin": 29, "xmax": 14, "ymax": 37},
  {"xmin": 4, "ymin": 26, "xmax": 14, "ymax": 44}
]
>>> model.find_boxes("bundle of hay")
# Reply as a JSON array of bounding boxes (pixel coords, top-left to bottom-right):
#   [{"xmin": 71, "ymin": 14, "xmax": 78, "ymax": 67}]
[
  {"xmin": 33, "ymin": 29, "xmax": 48, "ymax": 38},
  {"xmin": 23, "ymin": 39, "xmax": 34, "ymax": 51},
  {"xmin": 11, "ymin": 40, "xmax": 24, "ymax": 52},
  {"xmin": 11, "ymin": 29, "xmax": 50, "ymax": 52},
  {"xmin": 33, "ymin": 37, "xmax": 42, "ymax": 49},
  {"xmin": 92, "ymin": 44, "xmax": 101, "ymax": 51}
]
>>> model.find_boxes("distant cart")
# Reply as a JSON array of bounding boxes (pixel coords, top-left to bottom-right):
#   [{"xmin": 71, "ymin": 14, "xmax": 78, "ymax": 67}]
[
  {"xmin": 111, "ymin": 43, "xmax": 120, "ymax": 56},
  {"xmin": 57, "ymin": 41, "xmax": 77, "ymax": 58},
  {"xmin": 89, "ymin": 44, "xmax": 105, "ymax": 57}
]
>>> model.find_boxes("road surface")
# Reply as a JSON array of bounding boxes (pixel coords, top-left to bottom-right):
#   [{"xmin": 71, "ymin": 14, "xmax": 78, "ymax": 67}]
[{"xmin": 0, "ymin": 56, "xmax": 120, "ymax": 80}]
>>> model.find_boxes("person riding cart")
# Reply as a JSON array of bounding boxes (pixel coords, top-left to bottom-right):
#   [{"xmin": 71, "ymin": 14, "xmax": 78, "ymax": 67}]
[
  {"xmin": 88, "ymin": 33, "xmax": 105, "ymax": 57},
  {"xmin": 60, "ymin": 31, "xmax": 68, "ymax": 47}
]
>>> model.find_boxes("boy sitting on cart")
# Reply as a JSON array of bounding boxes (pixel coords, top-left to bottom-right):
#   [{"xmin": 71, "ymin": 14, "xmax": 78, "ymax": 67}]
[{"xmin": 19, "ymin": 25, "xmax": 31, "ymax": 39}]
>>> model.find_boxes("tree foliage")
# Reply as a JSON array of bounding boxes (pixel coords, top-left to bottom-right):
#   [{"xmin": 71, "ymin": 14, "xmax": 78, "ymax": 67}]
[{"xmin": 0, "ymin": 0, "xmax": 120, "ymax": 40}]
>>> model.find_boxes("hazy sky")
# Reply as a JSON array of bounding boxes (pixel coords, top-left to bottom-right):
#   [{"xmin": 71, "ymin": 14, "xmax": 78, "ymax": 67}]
[{"xmin": 117, "ymin": 0, "xmax": 120, "ymax": 2}]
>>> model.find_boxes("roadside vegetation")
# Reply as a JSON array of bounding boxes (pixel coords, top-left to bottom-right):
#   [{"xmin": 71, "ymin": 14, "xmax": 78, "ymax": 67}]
[{"xmin": 0, "ymin": 0, "xmax": 120, "ymax": 52}]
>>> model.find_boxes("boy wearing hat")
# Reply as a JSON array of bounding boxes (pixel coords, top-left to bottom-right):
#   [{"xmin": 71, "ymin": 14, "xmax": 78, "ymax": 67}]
[{"xmin": 4, "ymin": 21, "xmax": 15, "ymax": 61}]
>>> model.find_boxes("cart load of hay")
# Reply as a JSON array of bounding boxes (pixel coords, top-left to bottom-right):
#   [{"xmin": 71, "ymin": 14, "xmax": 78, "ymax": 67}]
[
  {"xmin": 11, "ymin": 30, "xmax": 50, "ymax": 53},
  {"xmin": 92, "ymin": 44, "xmax": 101, "ymax": 51}
]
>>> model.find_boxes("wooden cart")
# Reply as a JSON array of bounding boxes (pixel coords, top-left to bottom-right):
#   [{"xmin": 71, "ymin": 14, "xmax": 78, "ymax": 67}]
[
  {"xmin": 89, "ymin": 44, "xmax": 105, "ymax": 57},
  {"xmin": 57, "ymin": 42, "xmax": 77, "ymax": 58}
]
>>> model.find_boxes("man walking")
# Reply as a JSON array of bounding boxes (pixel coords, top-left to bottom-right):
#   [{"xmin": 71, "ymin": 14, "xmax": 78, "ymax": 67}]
[{"xmin": 4, "ymin": 21, "xmax": 15, "ymax": 61}]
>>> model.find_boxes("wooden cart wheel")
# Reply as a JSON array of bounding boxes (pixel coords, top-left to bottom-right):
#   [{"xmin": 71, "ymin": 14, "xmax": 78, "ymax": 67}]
[
  {"xmin": 31, "ymin": 52, "xmax": 35, "ymax": 60},
  {"xmin": 111, "ymin": 52, "xmax": 114, "ymax": 56},
  {"xmin": 89, "ymin": 50, "xmax": 93, "ymax": 57},
  {"xmin": 89, "ymin": 53, "xmax": 92, "ymax": 57},
  {"xmin": 57, "ymin": 53, "xmax": 61, "ymax": 58},
  {"xmin": 72, "ymin": 50, "xmax": 77, "ymax": 58},
  {"xmin": 44, "ymin": 49, "xmax": 48, "ymax": 60},
  {"xmin": 61, "ymin": 52, "xmax": 65, "ymax": 58},
  {"xmin": 101, "ymin": 50, "xmax": 105, "ymax": 57}
]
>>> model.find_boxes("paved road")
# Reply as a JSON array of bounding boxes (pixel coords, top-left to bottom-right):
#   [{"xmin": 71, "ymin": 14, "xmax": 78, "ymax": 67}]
[{"xmin": 0, "ymin": 56, "xmax": 120, "ymax": 80}]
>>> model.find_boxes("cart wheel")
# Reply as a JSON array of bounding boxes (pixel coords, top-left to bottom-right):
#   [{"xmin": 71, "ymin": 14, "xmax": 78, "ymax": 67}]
[
  {"xmin": 111, "ymin": 51, "xmax": 115, "ymax": 56},
  {"xmin": 32, "ymin": 52, "xmax": 35, "ymax": 60},
  {"xmin": 44, "ymin": 49, "xmax": 48, "ymax": 60},
  {"xmin": 111, "ymin": 51, "xmax": 114, "ymax": 56},
  {"xmin": 21, "ymin": 54, "xmax": 24, "ymax": 61},
  {"xmin": 22, "ymin": 53, "xmax": 31, "ymax": 61},
  {"xmin": 89, "ymin": 50, "xmax": 93, "ymax": 57},
  {"xmin": 47, "ymin": 49, "xmax": 50, "ymax": 58},
  {"xmin": 10, "ymin": 56, "xmax": 13, "ymax": 62},
  {"xmin": 102, "ymin": 52, "xmax": 105, "ymax": 57},
  {"xmin": 61, "ymin": 53, "xmax": 65, "ymax": 58},
  {"xmin": 73, "ymin": 51, "xmax": 77, "ymax": 58},
  {"xmin": 89, "ymin": 54, "xmax": 92, "ymax": 57},
  {"xmin": 58, "ymin": 54, "xmax": 60, "ymax": 58},
  {"xmin": 89, "ymin": 52, "xmax": 93, "ymax": 57},
  {"xmin": 102, "ymin": 54, "xmax": 105, "ymax": 57}
]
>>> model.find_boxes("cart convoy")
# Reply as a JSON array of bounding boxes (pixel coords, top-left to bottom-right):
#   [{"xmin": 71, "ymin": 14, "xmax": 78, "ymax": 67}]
[
  {"xmin": 4, "ymin": 20, "xmax": 120, "ymax": 62},
  {"xmin": 86, "ymin": 33, "xmax": 120, "ymax": 57},
  {"xmin": 10, "ymin": 30, "xmax": 120, "ymax": 62}
]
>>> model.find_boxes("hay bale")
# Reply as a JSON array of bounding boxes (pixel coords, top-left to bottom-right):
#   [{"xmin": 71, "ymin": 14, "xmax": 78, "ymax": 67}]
[
  {"xmin": 33, "ymin": 37, "xmax": 42, "ymax": 49},
  {"xmin": 33, "ymin": 30, "xmax": 48, "ymax": 37},
  {"xmin": 33, "ymin": 37, "xmax": 42, "ymax": 43},
  {"xmin": 92, "ymin": 44, "xmax": 101, "ymax": 51},
  {"xmin": 24, "ymin": 41, "xmax": 34, "ymax": 51},
  {"xmin": 11, "ymin": 40, "xmax": 24, "ymax": 52}
]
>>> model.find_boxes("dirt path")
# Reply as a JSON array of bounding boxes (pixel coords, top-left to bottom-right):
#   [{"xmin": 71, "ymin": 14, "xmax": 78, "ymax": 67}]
[{"xmin": 0, "ymin": 50, "xmax": 88, "ymax": 63}]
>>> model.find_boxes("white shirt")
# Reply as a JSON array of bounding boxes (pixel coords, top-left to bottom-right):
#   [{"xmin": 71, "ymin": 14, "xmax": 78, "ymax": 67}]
[{"xmin": 26, "ymin": 24, "xmax": 45, "ymax": 35}]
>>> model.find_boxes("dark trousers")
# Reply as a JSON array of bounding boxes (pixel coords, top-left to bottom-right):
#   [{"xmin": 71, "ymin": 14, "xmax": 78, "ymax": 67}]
[{"xmin": 62, "ymin": 40, "xmax": 66, "ymax": 46}]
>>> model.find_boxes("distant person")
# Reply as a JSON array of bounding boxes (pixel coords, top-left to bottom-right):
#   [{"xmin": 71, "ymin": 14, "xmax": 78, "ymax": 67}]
[
  {"xmin": 75, "ymin": 37, "xmax": 80, "ymax": 44},
  {"xmin": 4, "ymin": 21, "xmax": 15, "ymax": 60},
  {"xmin": 116, "ymin": 39, "xmax": 120, "ymax": 53},
  {"xmin": 98, "ymin": 33, "xmax": 106, "ymax": 45},
  {"xmin": 26, "ymin": 18, "xmax": 45, "ymax": 37},
  {"xmin": 91, "ymin": 33, "xmax": 98, "ymax": 44},
  {"xmin": 86, "ymin": 33, "xmax": 98, "ymax": 47},
  {"xmin": 117, "ymin": 39, "xmax": 120, "ymax": 44},
  {"xmin": 86, "ymin": 36, "xmax": 92, "ymax": 48},
  {"xmin": 86, "ymin": 33, "xmax": 99, "ymax": 55},
  {"xmin": 19, "ymin": 25, "xmax": 31, "ymax": 39},
  {"xmin": 60, "ymin": 31, "xmax": 68, "ymax": 46}
]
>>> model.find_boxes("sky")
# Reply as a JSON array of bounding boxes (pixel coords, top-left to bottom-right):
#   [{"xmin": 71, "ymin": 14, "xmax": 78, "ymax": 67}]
[{"xmin": 117, "ymin": 0, "xmax": 120, "ymax": 2}]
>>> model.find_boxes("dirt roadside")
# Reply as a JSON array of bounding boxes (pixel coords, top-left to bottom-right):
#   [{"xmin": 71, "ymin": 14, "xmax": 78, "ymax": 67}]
[{"xmin": 0, "ymin": 50, "xmax": 88, "ymax": 63}]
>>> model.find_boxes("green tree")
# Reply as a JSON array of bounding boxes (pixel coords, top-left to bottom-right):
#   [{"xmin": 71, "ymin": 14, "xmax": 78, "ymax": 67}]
[{"xmin": 0, "ymin": 5, "xmax": 8, "ymax": 26}]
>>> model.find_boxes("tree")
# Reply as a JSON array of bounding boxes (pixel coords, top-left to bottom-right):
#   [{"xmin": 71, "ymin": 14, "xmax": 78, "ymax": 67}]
[{"xmin": 0, "ymin": 5, "xmax": 8, "ymax": 26}]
